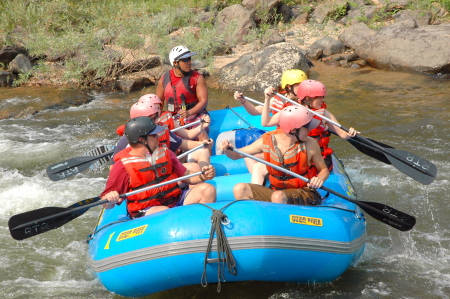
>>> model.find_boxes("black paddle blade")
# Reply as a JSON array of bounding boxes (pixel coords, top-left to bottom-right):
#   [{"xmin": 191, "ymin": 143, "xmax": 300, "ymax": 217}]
[
  {"xmin": 46, "ymin": 149, "xmax": 115, "ymax": 181},
  {"xmin": 8, "ymin": 196, "xmax": 102, "ymax": 240},
  {"xmin": 9, "ymin": 207, "xmax": 77, "ymax": 240},
  {"xmin": 347, "ymin": 137, "xmax": 392, "ymax": 165},
  {"xmin": 357, "ymin": 200, "xmax": 416, "ymax": 231},
  {"xmin": 383, "ymin": 148, "xmax": 437, "ymax": 185},
  {"xmin": 84, "ymin": 145, "xmax": 115, "ymax": 170},
  {"xmin": 353, "ymin": 136, "xmax": 437, "ymax": 185}
]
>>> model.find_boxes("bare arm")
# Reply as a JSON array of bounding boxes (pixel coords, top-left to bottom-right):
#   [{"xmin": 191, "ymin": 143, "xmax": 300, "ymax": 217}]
[
  {"xmin": 219, "ymin": 137, "xmax": 264, "ymax": 160},
  {"xmin": 155, "ymin": 77, "xmax": 165, "ymax": 105},
  {"xmin": 182, "ymin": 165, "xmax": 216, "ymax": 184},
  {"xmin": 173, "ymin": 114, "xmax": 210, "ymax": 139},
  {"xmin": 323, "ymin": 110, "xmax": 359, "ymax": 139},
  {"xmin": 306, "ymin": 137, "xmax": 329, "ymax": 188},
  {"xmin": 234, "ymin": 91, "xmax": 263, "ymax": 116},
  {"xmin": 261, "ymin": 87, "xmax": 280, "ymax": 127}
]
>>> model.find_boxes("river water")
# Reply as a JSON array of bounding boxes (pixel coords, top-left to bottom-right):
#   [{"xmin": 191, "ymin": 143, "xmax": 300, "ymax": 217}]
[{"xmin": 1, "ymin": 63, "xmax": 449, "ymax": 299}]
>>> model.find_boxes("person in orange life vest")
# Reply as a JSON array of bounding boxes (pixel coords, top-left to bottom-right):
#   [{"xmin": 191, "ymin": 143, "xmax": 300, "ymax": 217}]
[
  {"xmin": 102, "ymin": 117, "xmax": 216, "ymax": 218},
  {"xmin": 219, "ymin": 106, "xmax": 329, "ymax": 205},
  {"xmin": 233, "ymin": 69, "xmax": 309, "ymax": 185},
  {"xmin": 297, "ymin": 80, "xmax": 359, "ymax": 170},
  {"xmin": 112, "ymin": 94, "xmax": 213, "ymax": 174},
  {"xmin": 261, "ymin": 81, "xmax": 359, "ymax": 170},
  {"xmin": 155, "ymin": 45, "xmax": 210, "ymax": 142}
]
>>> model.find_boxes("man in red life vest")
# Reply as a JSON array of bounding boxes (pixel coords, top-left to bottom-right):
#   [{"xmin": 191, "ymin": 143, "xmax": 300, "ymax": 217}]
[
  {"xmin": 156, "ymin": 45, "xmax": 209, "ymax": 142},
  {"xmin": 101, "ymin": 117, "xmax": 216, "ymax": 218},
  {"xmin": 219, "ymin": 105, "xmax": 329, "ymax": 205}
]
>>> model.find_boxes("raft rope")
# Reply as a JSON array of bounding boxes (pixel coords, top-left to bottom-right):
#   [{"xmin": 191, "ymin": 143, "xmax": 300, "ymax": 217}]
[
  {"xmin": 85, "ymin": 220, "xmax": 130, "ymax": 243},
  {"xmin": 226, "ymin": 106, "xmax": 258, "ymax": 131},
  {"xmin": 199, "ymin": 200, "xmax": 240, "ymax": 293}
]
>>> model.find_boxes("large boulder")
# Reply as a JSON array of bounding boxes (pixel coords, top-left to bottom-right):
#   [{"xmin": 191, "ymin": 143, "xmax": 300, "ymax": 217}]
[
  {"xmin": 215, "ymin": 4, "xmax": 256, "ymax": 45},
  {"xmin": 339, "ymin": 21, "xmax": 450, "ymax": 74},
  {"xmin": 217, "ymin": 42, "xmax": 313, "ymax": 91}
]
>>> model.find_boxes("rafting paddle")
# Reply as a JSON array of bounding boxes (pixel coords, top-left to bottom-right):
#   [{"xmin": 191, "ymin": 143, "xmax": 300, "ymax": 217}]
[
  {"xmin": 243, "ymin": 93, "xmax": 437, "ymax": 185},
  {"xmin": 276, "ymin": 92, "xmax": 437, "ymax": 185},
  {"xmin": 46, "ymin": 120, "xmax": 208, "ymax": 181},
  {"xmin": 9, "ymin": 171, "xmax": 204, "ymax": 240},
  {"xmin": 46, "ymin": 148, "xmax": 115, "ymax": 181},
  {"xmin": 228, "ymin": 147, "xmax": 416, "ymax": 231}
]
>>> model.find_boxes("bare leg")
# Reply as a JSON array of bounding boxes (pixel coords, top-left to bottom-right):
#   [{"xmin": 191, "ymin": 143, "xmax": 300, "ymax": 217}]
[
  {"xmin": 188, "ymin": 148, "xmax": 211, "ymax": 169},
  {"xmin": 233, "ymin": 183, "xmax": 254, "ymax": 200},
  {"xmin": 181, "ymin": 162, "xmax": 200, "ymax": 188},
  {"xmin": 271, "ymin": 191, "xmax": 288, "ymax": 204},
  {"xmin": 251, "ymin": 161, "xmax": 268, "ymax": 185},
  {"xmin": 244, "ymin": 157, "xmax": 257, "ymax": 173},
  {"xmin": 183, "ymin": 182, "xmax": 216, "ymax": 205},
  {"xmin": 144, "ymin": 206, "xmax": 169, "ymax": 216}
]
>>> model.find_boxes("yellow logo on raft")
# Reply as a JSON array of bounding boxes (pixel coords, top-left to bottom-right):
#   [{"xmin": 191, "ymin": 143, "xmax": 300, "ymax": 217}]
[
  {"xmin": 290, "ymin": 215, "xmax": 323, "ymax": 227},
  {"xmin": 116, "ymin": 225, "xmax": 148, "ymax": 242}
]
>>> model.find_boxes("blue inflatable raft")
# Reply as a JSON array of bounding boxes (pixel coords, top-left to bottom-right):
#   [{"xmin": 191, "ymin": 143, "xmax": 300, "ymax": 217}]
[{"xmin": 87, "ymin": 107, "xmax": 366, "ymax": 297}]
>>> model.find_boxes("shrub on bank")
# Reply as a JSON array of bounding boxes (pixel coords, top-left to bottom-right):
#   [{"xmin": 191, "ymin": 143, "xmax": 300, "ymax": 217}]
[{"xmin": 0, "ymin": 0, "xmax": 449, "ymax": 88}]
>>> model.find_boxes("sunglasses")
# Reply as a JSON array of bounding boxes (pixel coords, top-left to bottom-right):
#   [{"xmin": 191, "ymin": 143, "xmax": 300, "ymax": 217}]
[{"xmin": 178, "ymin": 57, "xmax": 191, "ymax": 63}]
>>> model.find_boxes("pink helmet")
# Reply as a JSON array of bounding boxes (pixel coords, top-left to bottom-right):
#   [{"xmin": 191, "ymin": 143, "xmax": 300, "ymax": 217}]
[
  {"xmin": 129, "ymin": 101, "xmax": 160, "ymax": 118},
  {"xmin": 279, "ymin": 106, "xmax": 320, "ymax": 134},
  {"xmin": 297, "ymin": 80, "xmax": 327, "ymax": 101},
  {"xmin": 138, "ymin": 94, "xmax": 162, "ymax": 105}
]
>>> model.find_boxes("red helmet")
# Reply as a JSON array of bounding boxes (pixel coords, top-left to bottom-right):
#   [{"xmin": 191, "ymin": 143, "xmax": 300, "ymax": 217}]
[
  {"xmin": 279, "ymin": 106, "xmax": 320, "ymax": 134},
  {"xmin": 297, "ymin": 80, "xmax": 327, "ymax": 101},
  {"xmin": 138, "ymin": 94, "xmax": 162, "ymax": 105},
  {"xmin": 130, "ymin": 101, "xmax": 160, "ymax": 119}
]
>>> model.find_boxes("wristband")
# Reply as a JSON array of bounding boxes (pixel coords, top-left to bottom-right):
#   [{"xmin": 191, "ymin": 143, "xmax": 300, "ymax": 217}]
[{"xmin": 199, "ymin": 174, "xmax": 206, "ymax": 181}]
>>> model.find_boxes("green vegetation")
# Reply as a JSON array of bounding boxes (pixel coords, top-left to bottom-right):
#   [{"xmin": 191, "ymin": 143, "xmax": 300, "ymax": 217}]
[
  {"xmin": 0, "ymin": 0, "xmax": 448, "ymax": 87},
  {"xmin": 0, "ymin": 0, "xmax": 240, "ymax": 87}
]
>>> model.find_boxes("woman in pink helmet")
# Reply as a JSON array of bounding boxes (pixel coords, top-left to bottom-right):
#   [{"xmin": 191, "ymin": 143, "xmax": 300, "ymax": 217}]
[
  {"xmin": 296, "ymin": 80, "xmax": 359, "ymax": 169},
  {"xmin": 219, "ymin": 105, "xmax": 329, "ymax": 205}
]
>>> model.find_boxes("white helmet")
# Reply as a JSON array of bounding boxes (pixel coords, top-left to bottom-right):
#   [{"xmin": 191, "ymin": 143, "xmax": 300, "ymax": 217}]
[{"xmin": 169, "ymin": 45, "xmax": 196, "ymax": 66}]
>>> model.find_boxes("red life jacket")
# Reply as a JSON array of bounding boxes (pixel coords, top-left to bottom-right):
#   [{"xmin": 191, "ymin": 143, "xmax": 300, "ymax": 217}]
[
  {"xmin": 262, "ymin": 132, "xmax": 316, "ymax": 190},
  {"xmin": 161, "ymin": 69, "xmax": 201, "ymax": 115},
  {"xmin": 307, "ymin": 104, "xmax": 333, "ymax": 158},
  {"xmin": 120, "ymin": 147, "xmax": 182, "ymax": 215}
]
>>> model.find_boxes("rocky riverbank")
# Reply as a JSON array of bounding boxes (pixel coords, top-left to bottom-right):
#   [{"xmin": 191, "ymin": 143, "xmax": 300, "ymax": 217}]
[{"xmin": 1, "ymin": 0, "xmax": 449, "ymax": 94}]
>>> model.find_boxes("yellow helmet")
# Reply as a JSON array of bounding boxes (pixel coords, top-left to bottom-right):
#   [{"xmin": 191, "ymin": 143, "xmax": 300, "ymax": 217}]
[{"xmin": 280, "ymin": 69, "xmax": 308, "ymax": 89}]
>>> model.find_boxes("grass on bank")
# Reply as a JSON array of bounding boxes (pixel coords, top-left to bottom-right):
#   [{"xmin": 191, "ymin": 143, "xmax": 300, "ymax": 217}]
[{"xmin": 0, "ymin": 0, "xmax": 449, "ymax": 87}]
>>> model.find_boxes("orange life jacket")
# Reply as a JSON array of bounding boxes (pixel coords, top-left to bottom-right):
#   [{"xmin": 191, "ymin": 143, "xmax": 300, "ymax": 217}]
[
  {"xmin": 120, "ymin": 146, "xmax": 182, "ymax": 215},
  {"xmin": 307, "ymin": 104, "xmax": 333, "ymax": 158},
  {"xmin": 262, "ymin": 132, "xmax": 316, "ymax": 190}
]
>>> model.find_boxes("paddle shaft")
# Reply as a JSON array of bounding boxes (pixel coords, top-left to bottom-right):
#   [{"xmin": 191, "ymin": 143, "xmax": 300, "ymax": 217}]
[
  {"xmin": 177, "ymin": 142, "xmax": 206, "ymax": 159},
  {"xmin": 171, "ymin": 119, "xmax": 202, "ymax": 132},
  {"xmin": 228, "ymin": 147, "xmax": 415, "ymax": 231},
  {"xmin": 11, "ymin": 171, "xmax": 203, "ymax": 232}
]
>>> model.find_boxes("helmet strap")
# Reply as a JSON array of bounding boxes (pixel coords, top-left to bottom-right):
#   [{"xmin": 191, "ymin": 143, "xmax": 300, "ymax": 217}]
[
  {"xmin": 286, "ymin": 85, "xmax": 297, "ymax": 97},
  {"xmin": 174, "ymin": 62, "xmax": 188, "ymax": 76},
  {"xmin": 138, "ymin": 138, "xmax": 154, "ymax": 155},
  {"xmin": 289, "ymin": 128, "xmax": 302, "ymax": 143}
]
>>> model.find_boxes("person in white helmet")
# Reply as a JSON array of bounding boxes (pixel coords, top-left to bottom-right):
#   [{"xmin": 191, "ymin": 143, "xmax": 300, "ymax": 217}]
[{"xmin": 156, "ymin": 45, "xmax": 210, "ymax": 142}]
